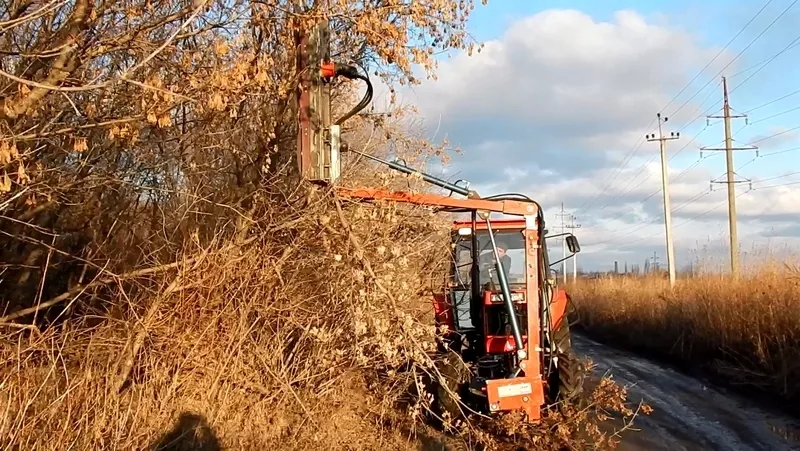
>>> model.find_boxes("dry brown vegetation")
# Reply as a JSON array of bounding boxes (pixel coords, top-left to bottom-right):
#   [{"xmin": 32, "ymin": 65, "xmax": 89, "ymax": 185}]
[
  {"xmin": 0, "ymin": 0, "xmax": 646, "ymax": 449},
  {"xmin": 570, "ymin": 266, "xmax": 800, "ymax": 410}
]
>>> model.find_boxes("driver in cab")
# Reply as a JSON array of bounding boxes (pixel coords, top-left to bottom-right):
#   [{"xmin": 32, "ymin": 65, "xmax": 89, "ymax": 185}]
[{"xmin": 479, "ymin": 239, "xmax": 511, "ymax": 285}]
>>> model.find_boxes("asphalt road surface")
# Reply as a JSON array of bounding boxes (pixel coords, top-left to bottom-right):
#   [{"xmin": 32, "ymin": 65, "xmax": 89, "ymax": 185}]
[{"xmin": 574, "ymin": 334, "xmax": 800, "ymax": 451}]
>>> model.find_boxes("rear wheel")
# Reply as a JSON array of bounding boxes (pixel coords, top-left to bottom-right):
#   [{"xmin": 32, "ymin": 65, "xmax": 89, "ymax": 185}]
[
  {"xmin": 547, "ymin": 302, "xmax": 585, "ymax": 404},
  {"xmin": 430, "ymin": 350, "xmax": 470, "ymax": 429}
]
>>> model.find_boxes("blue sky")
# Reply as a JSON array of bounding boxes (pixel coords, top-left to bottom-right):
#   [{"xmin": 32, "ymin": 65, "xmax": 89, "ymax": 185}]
[
  {"xmin": 462, "ymin": 0, "xmax": 800, "ymax": 182},
  {"xmin": 387, "ymin": 0, "xmax": 800, "ymax": 272}
]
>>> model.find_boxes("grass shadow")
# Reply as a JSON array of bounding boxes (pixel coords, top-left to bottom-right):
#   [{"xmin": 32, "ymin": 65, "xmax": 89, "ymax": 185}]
[{"xmin": 151, "ymin": 412, "xmax": 221, "ymax": 451}]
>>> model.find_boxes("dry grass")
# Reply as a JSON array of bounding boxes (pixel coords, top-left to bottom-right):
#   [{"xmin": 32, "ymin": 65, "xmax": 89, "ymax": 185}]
[
  {"xmin": 0, "ymin": 183, "xmax": 449, "ymax": 450},
  {"xmin": 0, "ymin": 181, "xmax": 648, "ymax": 450},
  {"xmin": 570, "ymin": 264, "xmax": 800, "ymax": 406}
]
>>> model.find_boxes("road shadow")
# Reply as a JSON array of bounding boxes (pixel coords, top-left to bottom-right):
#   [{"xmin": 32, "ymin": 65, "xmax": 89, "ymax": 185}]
[{"xmin": 151, "ymin": 412, "xmax": 221, "ymax": 451}]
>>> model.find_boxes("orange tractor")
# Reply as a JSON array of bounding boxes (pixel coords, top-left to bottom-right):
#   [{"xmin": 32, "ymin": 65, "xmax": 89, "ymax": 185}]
[{"xmin": 296, "ymin": 21, "xmax": 584, "ymax": 422}]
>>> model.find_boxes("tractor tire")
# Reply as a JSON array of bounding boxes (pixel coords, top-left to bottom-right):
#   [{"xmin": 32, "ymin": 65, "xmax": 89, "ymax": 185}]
[
  {"xmin": 548, "ymin": 308, "xmax": 585, "ymax": 405},
  {"xmin": 430, "ymin": 350, "xmax": 470, "ymax": 428}
]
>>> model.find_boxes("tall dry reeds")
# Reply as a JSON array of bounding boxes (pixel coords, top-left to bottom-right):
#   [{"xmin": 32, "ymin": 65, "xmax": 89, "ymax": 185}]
[{"xmin": 570, "ymin": 266, "xmax": 800, "ymax": 408}]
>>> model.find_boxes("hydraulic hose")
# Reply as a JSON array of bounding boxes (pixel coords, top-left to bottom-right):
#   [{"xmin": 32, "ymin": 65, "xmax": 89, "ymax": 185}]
[{"xmin": 325, "ymin": 63, "xmax": 373, "ymax": 126}]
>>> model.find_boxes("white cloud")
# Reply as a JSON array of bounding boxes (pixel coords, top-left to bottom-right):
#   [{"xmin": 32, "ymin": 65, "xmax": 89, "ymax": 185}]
[{"xmin": 378, "ymin": 8, "xmax": 800, "ymax": 270}]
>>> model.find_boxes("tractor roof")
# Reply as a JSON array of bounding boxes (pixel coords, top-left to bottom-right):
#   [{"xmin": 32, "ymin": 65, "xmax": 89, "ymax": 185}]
[{"xmin": 451, "ymin": 218, "xmax": 529, "ymax": 231}]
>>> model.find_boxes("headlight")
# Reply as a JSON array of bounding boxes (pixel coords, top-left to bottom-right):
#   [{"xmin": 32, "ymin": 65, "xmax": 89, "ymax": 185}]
[{"xmin": 490, "ymin": 292, "xmax": 525, "ymax": 303}]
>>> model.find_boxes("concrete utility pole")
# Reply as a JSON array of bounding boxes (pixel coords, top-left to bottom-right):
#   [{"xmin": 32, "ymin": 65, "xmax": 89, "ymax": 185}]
[
  {"xmin": 702, "ymin": 76, "xmax": 757, "ymax": 278},
  {"xmin": 565, "ymin": 215, "xmax": 581, "ymax": 282},
  {"xmin": 646, "ymin": 113, "xmax": 679, "ymax": 288}
]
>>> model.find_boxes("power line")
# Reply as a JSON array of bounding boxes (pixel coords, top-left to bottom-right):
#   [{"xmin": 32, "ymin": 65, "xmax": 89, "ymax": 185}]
[
  {"xmin": 730, "ymin": 42, "xmax": 800, "ymax": 79},
  {"xmin": 676, "ymin": 82, "xmax": 725, "ymax": 132},
  {"xmin": 730, "ymin": 31, "xmax": 800, "ymax": 94},
  {"xmin": 586, "ymin": 113, "xmax": 718, "ymax": 216},
  {"xmin": 659, "ymin": 0, "xmax": 774, "ymax": 115},
  {"xmin": 594, "ymin": 87, "xmax": 724, "ymax": 213},
  {"xmin": 586, "ymin": 166, "xmax": 800, "ymax": 250},
  {"xmin": 753, "ymin": 171, "xmax": 800, "ymax": 183},
  {"xmin": 735, "ymin": 144, "xmax": 800, "ymax": 171},
  {"xmin": 749, "ymin": 124, "xmax": 800, "ymax": 144},
  {"xmin": 667, "ymin": 0, "xmax": 797, "ymax": 120},
  {"xmin": 752, "ymin": 179, "xmax": 800, "ymax": 189},
  {"xmin": 579, "ymin": 123, "xmax": 799, "ymax": 237},
  {"xmin": 587, "ymin": 184, "xmax": 714, "ymax": 247},
  {"xmin": 603, "ymin": 191, "xmax": 750, "ymax": 250},
  {"xmin": 574, "ymin": 121, "xmax": 657, "ymax": 214},
  {"xmin": 590, "ymin": 145, "xmax": 800, "ymax": 247},
  {"xmin": 575, "ymin": 1, "xmax": 800, "ymax": 250},
  {"xmin": 758, "ymin": 145, "xmax": 800, "ymax": 157},
  {"xmin": 743, "ymin": 87, "xmax": 800, "ymax": 113},
  {"xmin": 596, "ymin": 128, "xmax": 717, "ymax": 220},
  {"xmin": 576, "ymin": 2, "xmax": 774, "ymax": 216},
  {"xmin": 748, "ymin": 104, "xmax": 800, "ymax": 125}
]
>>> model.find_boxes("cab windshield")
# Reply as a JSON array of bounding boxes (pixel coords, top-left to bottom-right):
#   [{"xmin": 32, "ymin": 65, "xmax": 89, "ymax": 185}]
[{"xmin": 453, "ymin": 229, "xmax": 526, "ymax": 288}]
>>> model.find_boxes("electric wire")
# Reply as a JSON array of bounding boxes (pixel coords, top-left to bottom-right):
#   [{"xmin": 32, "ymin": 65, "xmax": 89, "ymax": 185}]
[
  {"xmin": 573, "ymin": 120, "xmax": 657, "ymax": 214},
  {"xmin": 591, "ymin": 127, "xmax": 718, "ymax": 221},
  {"xmin": 573, "ymin": 1, "xmax": 775, "ymax": 216},
  {"xmin": 747, "ymin": 104, "xmax": 800, "ymax": 125},
  {"xmin": 730, "ymin": 42, "xmax": 800, "ymax": 79},
  {"xmin": 753, "ymin": 179, "xmax": 800, "ymax": 189},
  {"xmin": 587, "ymin": 150, "xmax": 800, "ymax": 249},
  {"xmin": 607, "ymin": 191, "xmax": 749, "ymax": 250},
  {"xmin": 667, "ymin": 0, "xmax": 797, "ymax": 120},
  {"xmin": 729, "ymin": 31, "xmax": 800, "ymax": 95},
  {"xmin": 583, "ymin": 81, "xmax": 724, "ymax": 217},
  {"xmin": 753, "ymin": 171, "xmax": 800, "ymax": 183},
  {"xmin": 749, "ymin": 124, "xmax": 800, "ymax": 144},
  {"xmin": 569, "ymin": 1, "xmax": 799, "ymax": 254},
  {"xmin": 743, "ymin": 87, "xmax": 800, "ymax": 114},
  {"xmin": 587, "ymin": 185, "xmax": 716, "ymax": 247},
  {"xmin": 659, "ymin": 0, "xmax": 774, "ymax": 115}
]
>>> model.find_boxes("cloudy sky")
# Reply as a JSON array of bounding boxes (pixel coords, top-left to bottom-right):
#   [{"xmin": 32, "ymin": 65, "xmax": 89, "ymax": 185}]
[{"xmin": 370, "ymin": 0, "xmax": 800, "ymax": 273}]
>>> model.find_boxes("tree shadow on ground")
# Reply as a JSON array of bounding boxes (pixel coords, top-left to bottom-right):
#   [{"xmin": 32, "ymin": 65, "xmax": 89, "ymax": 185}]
[{"xmin": 151, "ymin": 412, "xmax": 221, "ymax": 451}]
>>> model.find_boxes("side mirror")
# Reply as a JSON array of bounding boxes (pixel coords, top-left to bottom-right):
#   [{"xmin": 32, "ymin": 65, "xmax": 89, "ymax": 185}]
[{"xmin": 566, "ymin": 235, "xmax": 580, "ymax": 253}]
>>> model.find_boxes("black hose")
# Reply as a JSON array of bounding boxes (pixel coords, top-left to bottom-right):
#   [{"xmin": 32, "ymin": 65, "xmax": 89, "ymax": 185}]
[{"xmin": 333, "ymin": 67, "xmax": 373, "ymax": 126}]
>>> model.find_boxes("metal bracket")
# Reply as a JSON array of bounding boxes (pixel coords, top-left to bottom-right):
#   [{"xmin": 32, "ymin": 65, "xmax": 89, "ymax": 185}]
[
  {"xmin": 329, "ymin": 124, "xmax": 341, "ymax": 182},
  {"xmin": 297, "ymin": 21, "xmax": 337, "ymax": 184}
]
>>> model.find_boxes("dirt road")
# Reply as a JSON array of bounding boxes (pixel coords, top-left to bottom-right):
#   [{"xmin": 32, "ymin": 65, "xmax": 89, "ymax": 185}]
[{"xmin": 573, "ymin": 334, "xmax": 800, "ymax": 451}]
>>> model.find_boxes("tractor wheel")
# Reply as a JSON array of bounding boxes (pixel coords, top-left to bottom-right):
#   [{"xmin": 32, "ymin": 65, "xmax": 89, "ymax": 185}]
[
  {"xmin": 430, "ymin": 350, "xmax": 470, "ymax": 429},
  {"xmin": 547, "ymin": 307, "xmax": 585, "ymax": 405}
]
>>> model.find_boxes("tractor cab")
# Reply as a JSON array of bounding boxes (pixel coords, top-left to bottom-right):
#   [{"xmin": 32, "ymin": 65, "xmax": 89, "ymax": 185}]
[
  {"xmin": 432, "ymin": 215, "xmax": 582, "ymax": 418},
  {"xmin": 448, "ymin": 221, "xmax": 530, "ymax": 354}
]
